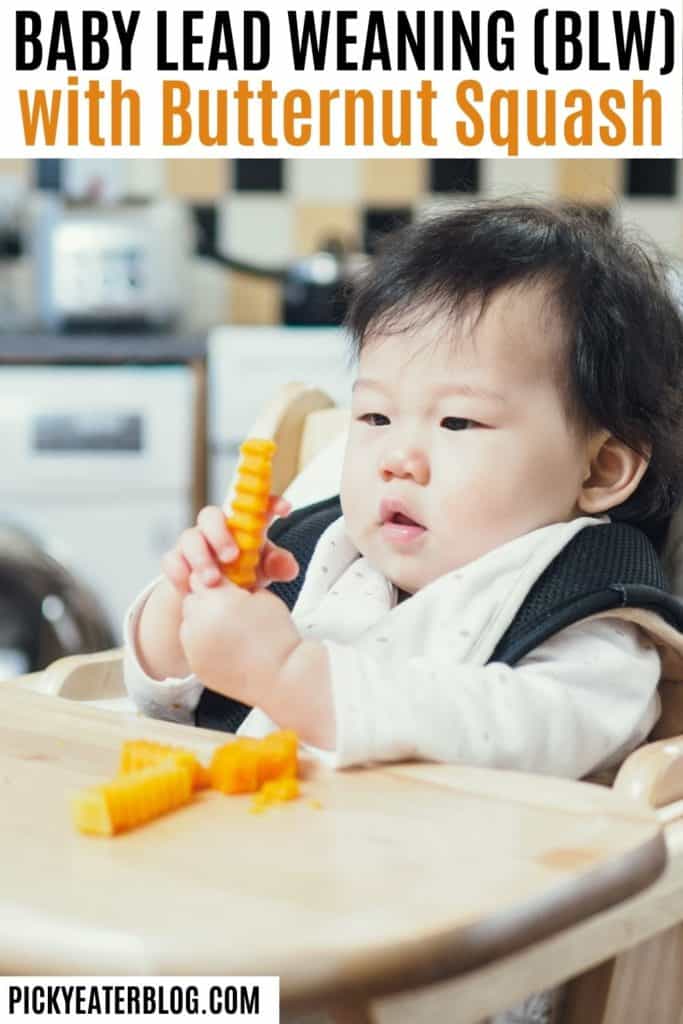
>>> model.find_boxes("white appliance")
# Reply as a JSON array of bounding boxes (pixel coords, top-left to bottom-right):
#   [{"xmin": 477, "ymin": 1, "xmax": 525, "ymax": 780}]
[
  {"xmin": 208, "ymin": 326, "xmax": 352, "ymax": 505},
  {"xmin": 33, "ymin": 198, "xmax": 193, "ymax": 331},
  {"xmin": 0, "ymin": 364, "xmax": 195, "ymax": 642}
]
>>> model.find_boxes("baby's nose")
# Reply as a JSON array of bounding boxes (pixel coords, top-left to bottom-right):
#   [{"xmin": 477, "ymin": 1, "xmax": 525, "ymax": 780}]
[{"xmin": 380, "ymin": 447, "xmax": 430, "ymax": 485}]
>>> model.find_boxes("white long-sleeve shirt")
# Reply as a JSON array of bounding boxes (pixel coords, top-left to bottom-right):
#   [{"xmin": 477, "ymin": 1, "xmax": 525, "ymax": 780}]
[{"xmin": 123, "ymin": 514, "xmax": 662, "ymax": 778}]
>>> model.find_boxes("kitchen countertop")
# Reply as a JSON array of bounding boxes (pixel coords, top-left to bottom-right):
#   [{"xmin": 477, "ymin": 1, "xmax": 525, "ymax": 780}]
[{"xmin": 0, "ymin": 332, "xmax": 207, "ymax": 364}]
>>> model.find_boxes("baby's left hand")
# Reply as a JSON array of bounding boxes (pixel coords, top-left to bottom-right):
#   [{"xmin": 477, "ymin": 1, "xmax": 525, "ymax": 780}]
[{"xmin": 179, "ymin": 581, "xmax": 302, "ymax": 709}]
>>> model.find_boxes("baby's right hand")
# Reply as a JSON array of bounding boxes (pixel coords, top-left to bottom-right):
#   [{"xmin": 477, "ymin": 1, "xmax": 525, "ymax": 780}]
[{"xmin": 161, "ymin": 496, "xmax": 299, "ymax": 595}]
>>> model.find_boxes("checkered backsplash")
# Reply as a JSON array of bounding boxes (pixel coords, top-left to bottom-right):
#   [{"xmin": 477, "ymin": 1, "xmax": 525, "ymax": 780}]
[{"xmin": 2, "ymin": 158, "xmax": 682, "ymax": 324}]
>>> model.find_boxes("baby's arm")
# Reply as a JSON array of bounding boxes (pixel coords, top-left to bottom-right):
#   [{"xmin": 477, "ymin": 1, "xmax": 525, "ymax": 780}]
[
  {"xmin": 136, "ymin": 577, "xmax": 188, "ymax": 679},
  {"xmin": 123, "ymin": 578, "xmax": 203, "ymax": 723},
  {"xmin": 264, "ymin": 618, "xmax": 661, "ymax": 778}
]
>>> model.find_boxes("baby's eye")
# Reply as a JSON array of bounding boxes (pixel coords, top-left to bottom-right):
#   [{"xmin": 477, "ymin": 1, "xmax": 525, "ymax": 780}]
[
  {"xmin": 441, "ymin": 416, "xmax": 479, "ymax": 430},
  {"xmin": 358, "ymin": 413, "xmax": 390, "ymax": 426}
]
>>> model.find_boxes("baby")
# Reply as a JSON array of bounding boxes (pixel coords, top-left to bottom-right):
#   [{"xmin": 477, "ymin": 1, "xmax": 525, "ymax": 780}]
[{"xmin": 124, "ymin": 200, "xmax": 683, "ymax": 779}]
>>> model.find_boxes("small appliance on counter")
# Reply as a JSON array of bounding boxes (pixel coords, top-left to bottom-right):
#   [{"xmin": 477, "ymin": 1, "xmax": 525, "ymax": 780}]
[{"xmin": 32, "ymin": 197, "xmax": 193, "ymax": 332}]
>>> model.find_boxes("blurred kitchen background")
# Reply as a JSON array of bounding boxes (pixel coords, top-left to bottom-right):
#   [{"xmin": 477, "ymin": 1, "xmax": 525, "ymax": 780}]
[{"xmin": 0, "ymin": 155, "xmax": 680, "ymax": 679}]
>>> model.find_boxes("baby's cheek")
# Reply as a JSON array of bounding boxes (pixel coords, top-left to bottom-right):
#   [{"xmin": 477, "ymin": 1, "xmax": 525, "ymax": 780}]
[
  {"xmin": 340, "ymin": 474, "xmax": 368, "ymax": 544},
  {"xmin": 438, "ymin": 474, "xmax": 519, "ymax": 562},
  {"xmin": 440, "ymin": 471, "xmax": 496, "ymax": 528}
]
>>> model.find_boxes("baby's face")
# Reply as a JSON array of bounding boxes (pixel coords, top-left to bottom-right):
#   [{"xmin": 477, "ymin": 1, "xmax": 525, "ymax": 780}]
[{"xmin": 340, "ymin": 284, "xmax": 595, "ymax": 593}]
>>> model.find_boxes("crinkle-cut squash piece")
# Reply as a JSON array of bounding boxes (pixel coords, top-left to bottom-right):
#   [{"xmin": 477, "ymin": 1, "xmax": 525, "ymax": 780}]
[
  {"xmin": 251, "ymin": 777, "xmax": 300, "ymax": 814},
  {"xmin": 210, "ymin": 730, "xmax": 299, "ymax": 795},
  {"xmin": 224, "ymin": 438, "xmax": 276, "ymax": 589},
  {"xmin": 119, "ymin": 739, "xmax": 209, "ymax": 790},
  {"xmin": 71, "ymin": 759, "xmax": 192, "ymax": 836}
]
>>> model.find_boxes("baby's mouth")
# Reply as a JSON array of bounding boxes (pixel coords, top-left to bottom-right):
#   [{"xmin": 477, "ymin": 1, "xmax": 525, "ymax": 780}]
[
  {"xmin": 379, "ymin": 502, "xmax": 427, "ymax": 544},
  {"xmin": 388, "ymin": 512, "xmax": 422, "ymax": 527}
]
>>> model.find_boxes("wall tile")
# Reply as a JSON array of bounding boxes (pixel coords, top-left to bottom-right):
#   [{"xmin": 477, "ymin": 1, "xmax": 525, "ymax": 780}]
[
  {"xmin": 363, "ymin": 206, "xmax": 412, "ymax": 254},
  {"xmin": 617, "ymin": 198, "xmax": 683, "ymax": 257},
  {"xmin": 125, "ymin": 160, "xmax": 166, "ymax": 198},
  {"xmin": 429, "ymin": 159, "xmax": 479, "ymax": 193},
  {"xmin": 293, "ymin": 204, "xmax": 360, "ymax": 255},
  {"xmin": 233, "ymin": 159, "xmax": 283, "ymax": 191},
  {"xmin": 288, "ymin": 160, "xmax": 361, "ymax": 202},
  {"xmin": 34, "ymin": 160, "xmax": 61, "ymax": 191},
  {"xmin": 220, "ymin": 194, "xmax": 293, "ymax": 266},
  {"xmin": 362, "ymin": 159, "xmax": 426, "ymax": 204},
  {"xmin": 558, "ymin": 160, "xmax": 621, "ymax": 204},
  {"xmin": 626, "ymin": 160, "xmax": 678, "ymax": 197},
  {"xmin": 229, "ymin": 273, "xmax": 281, "ymax": 324},
  {"xmin": 0, "ymin": 160, "xmax": 30, "ymax": 185},
  {"xmin": 166, "ymin": 160, "xmax": 229, "ymax": 199},
  {"xmin": 481, "ymin": 160, "xmax": 556, "ymax": 198}
]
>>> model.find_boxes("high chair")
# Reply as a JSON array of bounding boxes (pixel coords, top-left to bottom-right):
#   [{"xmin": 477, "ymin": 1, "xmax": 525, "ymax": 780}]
[{"xmin": 14, "ymin": 382, "xmax": 683, "ymax": 1024}]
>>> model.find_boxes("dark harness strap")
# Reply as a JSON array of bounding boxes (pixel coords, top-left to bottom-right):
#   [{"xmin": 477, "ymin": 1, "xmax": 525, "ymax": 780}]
[
  {"xmin": 196, "ymin": 499, "xmax": 683, "ymax": 732},
  {"xmin": 491, "ymin": 521, "xmax": 683, "ymax": 664}
]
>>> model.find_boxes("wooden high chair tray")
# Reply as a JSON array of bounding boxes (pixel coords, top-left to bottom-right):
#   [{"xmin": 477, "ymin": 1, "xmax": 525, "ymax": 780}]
[{"xmin": 0, "ymin": 686, "xmax": 667, "ymax": 1010}]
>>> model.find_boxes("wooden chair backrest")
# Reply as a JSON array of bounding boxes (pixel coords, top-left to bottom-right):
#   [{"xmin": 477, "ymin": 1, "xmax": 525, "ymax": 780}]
[{"xmin": 246, "ymin": 382, "xmax": 338, "ymax": 497}]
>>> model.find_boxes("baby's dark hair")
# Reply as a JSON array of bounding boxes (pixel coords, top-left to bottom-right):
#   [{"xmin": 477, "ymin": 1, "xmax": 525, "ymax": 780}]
[{"xmin": 345, "ymin": 199, "xmax": 683, "ymax": 541}]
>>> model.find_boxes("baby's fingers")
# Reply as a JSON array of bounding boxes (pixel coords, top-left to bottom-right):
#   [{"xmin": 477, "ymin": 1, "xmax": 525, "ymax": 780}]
[
  {"xmin": 257, "ymin": 543, "xmax": 300, "ymax": 588},
  {"xmin": 267, "ymin": 495, "xmax": 292, "ymax": 523},
  {"xmin": 179, "ymin": 527, "xmax": 222, "ymax": 585},
  {"xmin": 161, "ymin": 550, "xmax": 191, "ymax": 593},
  {"xmin": 197, "ymin": 505, "xmax": 238, "ymax": 564}
]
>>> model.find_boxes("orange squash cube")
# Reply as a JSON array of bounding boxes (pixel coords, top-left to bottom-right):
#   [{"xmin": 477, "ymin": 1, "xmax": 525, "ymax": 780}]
[
  {"xmin": 258, "ymin": 730, "xmax": 298, "ymax": 781},
  {"xmin": 210, "ymin": 731, "xmax": 299, "ymax": 795}
]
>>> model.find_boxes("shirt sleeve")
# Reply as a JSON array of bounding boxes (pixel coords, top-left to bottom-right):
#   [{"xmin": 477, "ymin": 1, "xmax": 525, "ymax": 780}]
[
  {"xmin": 323, "ymin": 617, "xmax": 661, "ymax": 777},
  {"xmin": 122, "ymin": 578, "xmax": 204, "ymax": 724}
]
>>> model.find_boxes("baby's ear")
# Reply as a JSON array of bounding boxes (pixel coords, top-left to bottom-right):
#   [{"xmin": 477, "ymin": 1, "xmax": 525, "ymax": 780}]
[{"xmin": 577, "ymin": 433, "xmax": 650, "ymax": 515}]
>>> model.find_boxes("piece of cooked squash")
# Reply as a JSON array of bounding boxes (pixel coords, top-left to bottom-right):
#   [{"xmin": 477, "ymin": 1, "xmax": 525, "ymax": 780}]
[
  {"xmin": 71, "ymin": 759, "xmax": 192, "ymax": 836},
  {"xmin": 224, "ymin": 438, "xmax": 277, "ymax": 588},
  {"xmin": 210, "ymin": 730, "xmax": 298, "ymax": 794},
  {"xmin": 119, "ymin": 739, "xmax": 210, "ymax": 790},
  {"xmin": 251, "ymin": 777, "xmax": 300, "ymax": 814}
]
